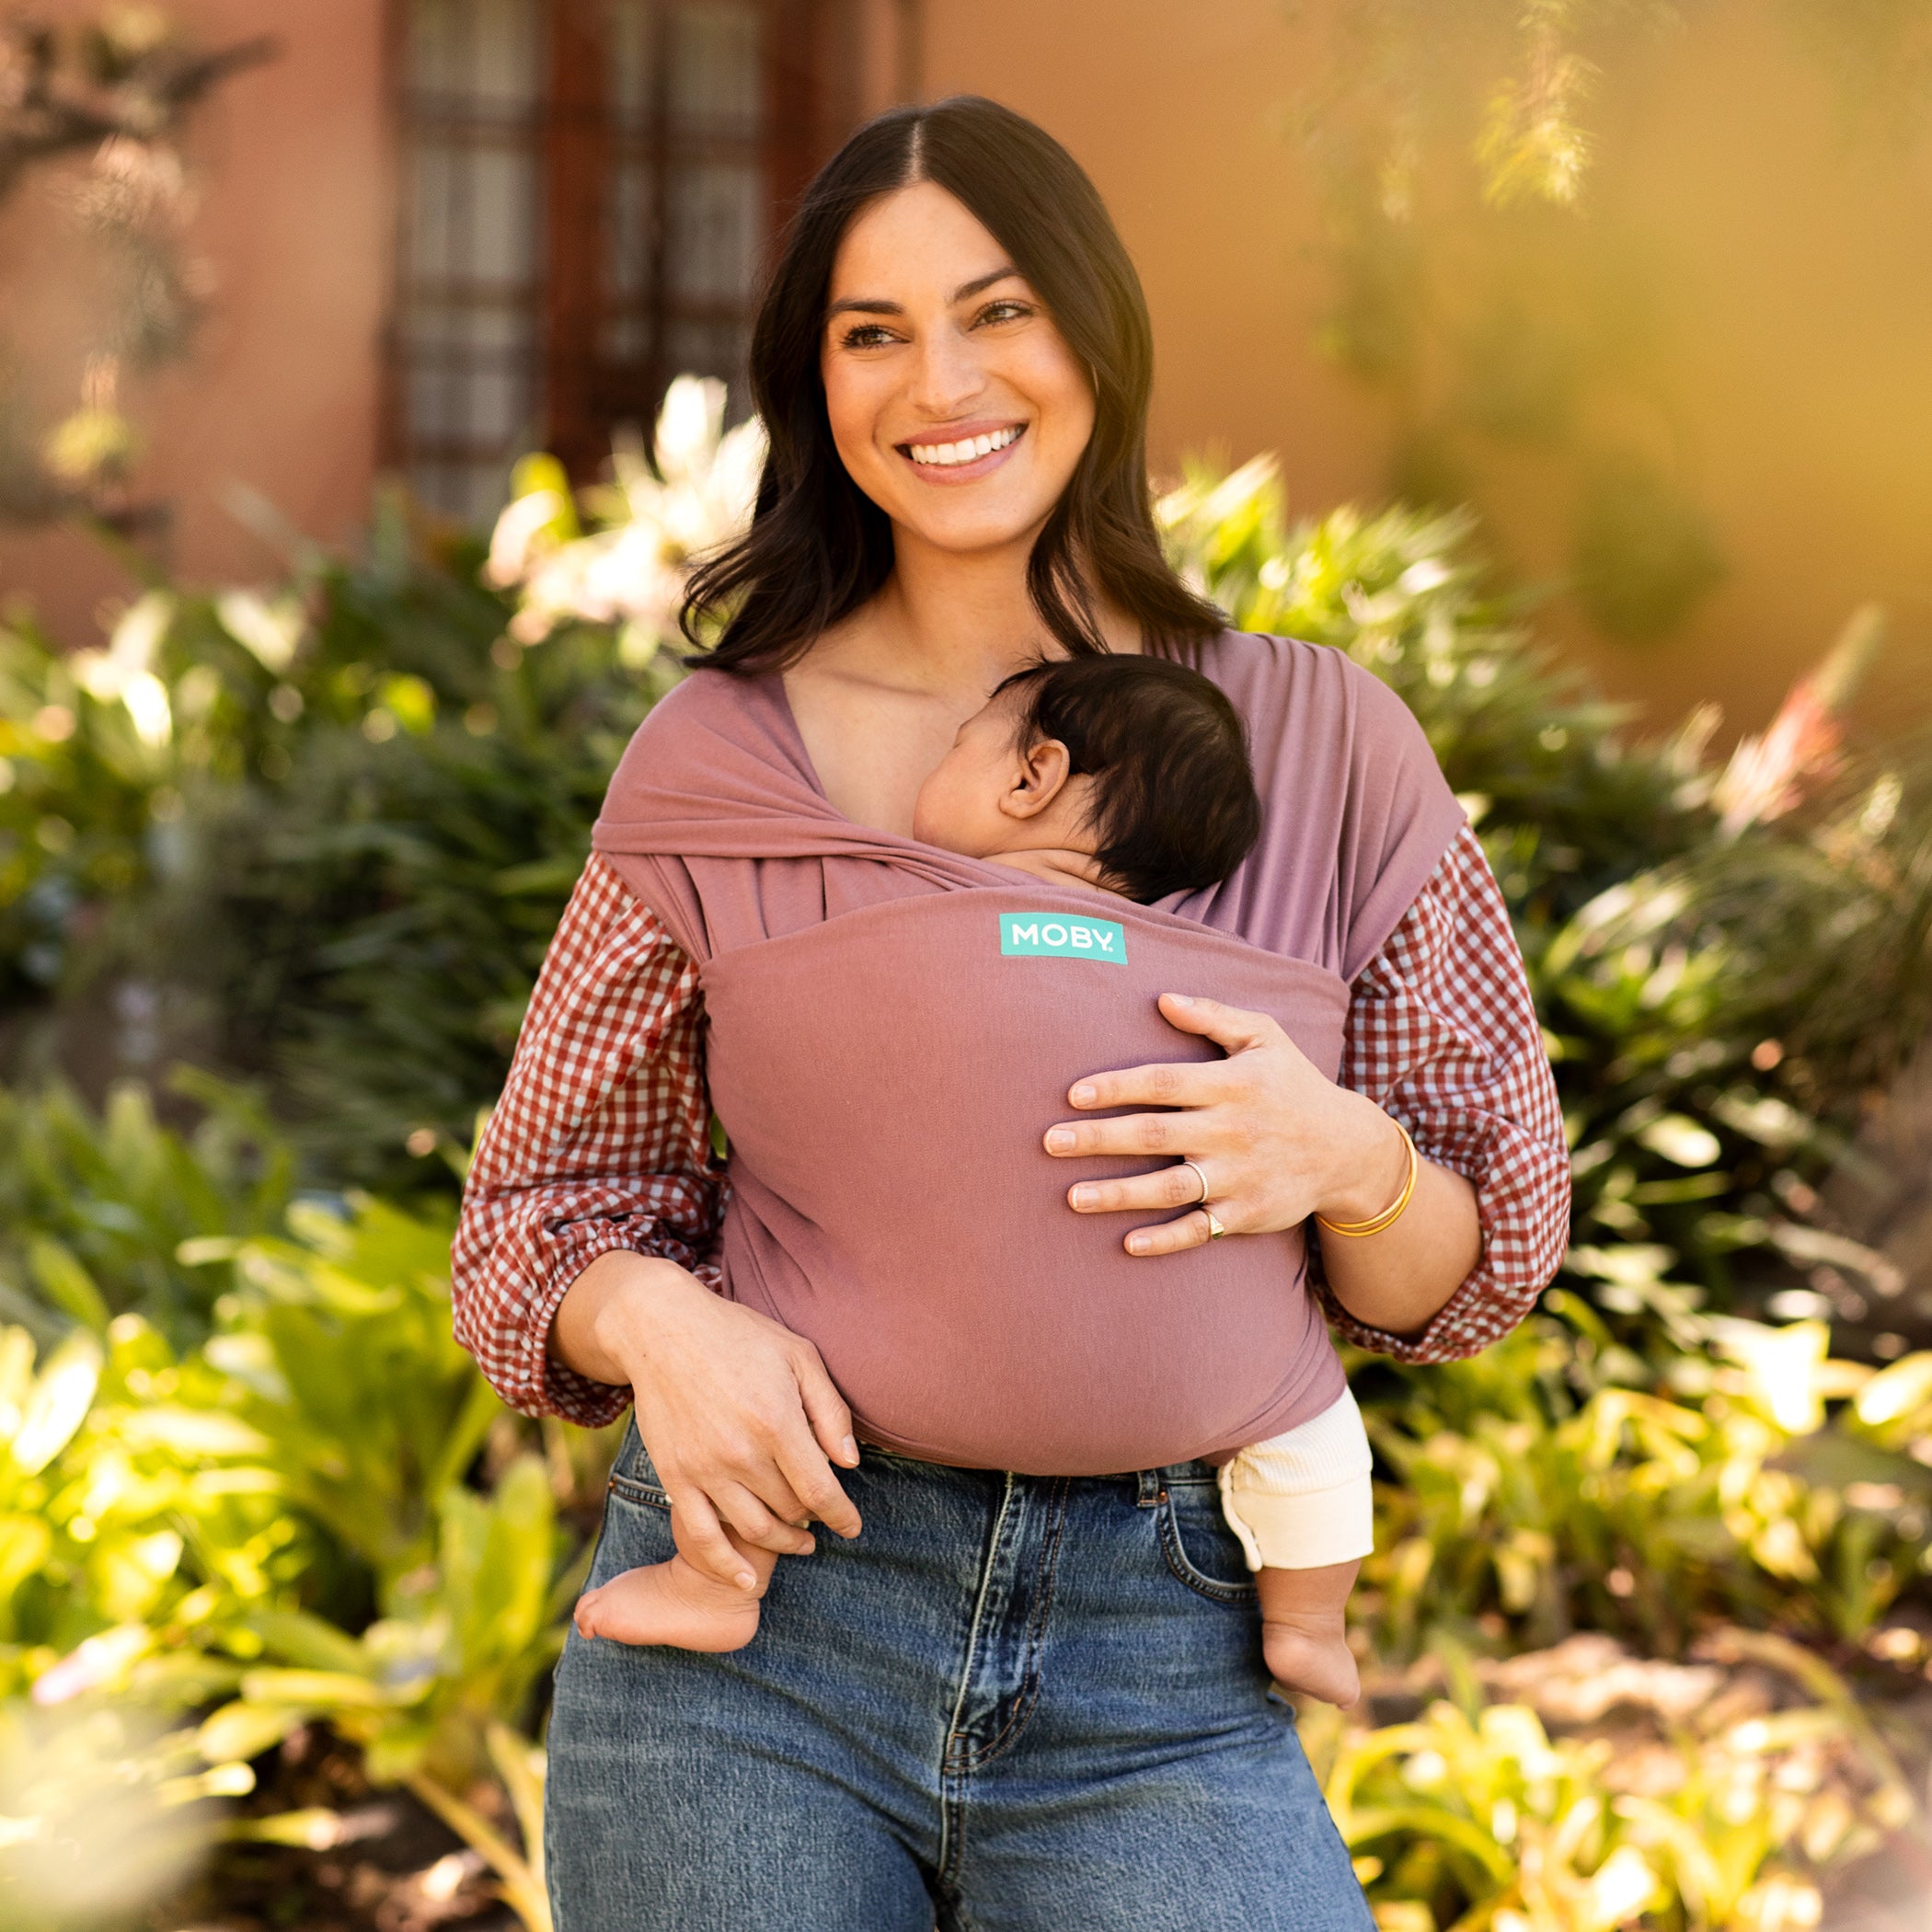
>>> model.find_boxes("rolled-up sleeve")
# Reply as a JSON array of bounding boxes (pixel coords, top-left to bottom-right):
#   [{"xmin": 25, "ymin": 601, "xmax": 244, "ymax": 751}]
[
  {"xmin": 1315, "ymin": 822, "xmax": 1570, "ymax": 1362},
  {"xmin": 452, "ymin": 854, "xmax": 721, "ymax": 1424}
]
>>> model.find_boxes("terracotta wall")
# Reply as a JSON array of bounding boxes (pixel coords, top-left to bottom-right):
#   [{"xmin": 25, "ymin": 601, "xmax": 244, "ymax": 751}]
[{"xmin": 0, "ymin": 0, "xmax": 392, "ymax": 646}]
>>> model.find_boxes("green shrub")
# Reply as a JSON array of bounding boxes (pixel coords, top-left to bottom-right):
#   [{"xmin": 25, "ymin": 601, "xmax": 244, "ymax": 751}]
[
  {"xmin": 0, "ymin": 1074, "xmax": 289, "ymax": 1352},
  {"xmin": 1158, "ymin": 459, "xmax": 1928, "ymax": 1345},
  {"xmin": 0, "ymin": 499, "xmax": 676, "ymax": 1193}
]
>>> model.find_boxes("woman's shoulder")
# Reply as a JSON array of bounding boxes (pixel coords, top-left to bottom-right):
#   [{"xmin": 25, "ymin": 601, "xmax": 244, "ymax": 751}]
[
  {"xmin": 1195, "ymin": 628, "xmax": 1433, "ymax": 764},
  {"xmin": 631, "ymin": 661, "xmax": 766, "ymax": 733},
  {"xmin": 600, "ymin": 663, "xmax": 803, "ymax": 836}
]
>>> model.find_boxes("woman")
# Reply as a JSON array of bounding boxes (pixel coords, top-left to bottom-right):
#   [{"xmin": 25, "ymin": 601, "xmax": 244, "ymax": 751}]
[{"xmin": 454, "ymin": 95, "xmax": 1570, "ymax": 1930}]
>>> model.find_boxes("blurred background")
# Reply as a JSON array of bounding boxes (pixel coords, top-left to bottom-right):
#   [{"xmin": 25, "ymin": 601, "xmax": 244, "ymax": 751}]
[{"xmin": 4, "ymin": 5, "xmax": 1932, "ymax": 1930}]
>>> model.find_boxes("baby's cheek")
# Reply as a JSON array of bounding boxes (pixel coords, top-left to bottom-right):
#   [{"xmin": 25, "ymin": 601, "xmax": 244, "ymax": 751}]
[{"xmin": 912, "ymin": 766, "xmax": 974, "ymax": 852}]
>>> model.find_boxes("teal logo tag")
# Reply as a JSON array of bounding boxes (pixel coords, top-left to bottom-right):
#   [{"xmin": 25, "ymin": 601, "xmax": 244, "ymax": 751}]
[{"xmin": 999, "ymin": 913, "xmax": 1128, "ymax": 963}]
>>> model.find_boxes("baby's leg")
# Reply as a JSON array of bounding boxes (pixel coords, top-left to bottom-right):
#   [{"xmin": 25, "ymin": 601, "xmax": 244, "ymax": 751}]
[
  {"xmin": 1256, "ymin": 1559, "xmax": 1362, "ymax": 1708},
  {"xmin": 1219, "ymin": 1386, "xmax": 1375, "ymax": 1707},
  {"xmin": 573, "ymin": 1509, "xmax": 778, "ymax": 1651}
]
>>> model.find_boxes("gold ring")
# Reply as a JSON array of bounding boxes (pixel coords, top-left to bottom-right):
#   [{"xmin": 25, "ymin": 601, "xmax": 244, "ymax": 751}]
[
  {"xmin": 1205, "ymin": 1209, "xmax": 1227, "ymax": 1239},
  {"xmin": 1178, "ymin": 1158, "xmax": 1211, "ymax": 1205}
]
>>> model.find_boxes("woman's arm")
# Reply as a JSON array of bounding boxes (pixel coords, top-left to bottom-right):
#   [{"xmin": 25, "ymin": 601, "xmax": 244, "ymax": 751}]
[
  {"xmin": 454, "ymin": 855, "xmax": 722, "ymax": 1421},
  {"xmin": 1041, "ymin": 827, "xmax": 1569, "ymax": 1354},
  {"xmin": 1316, "ymin": 822, "xmax": 1570, "ymax": 1359},
  {"xmin": 453, "ymin": 855, "xmax": 860, "ymax": 1587}
]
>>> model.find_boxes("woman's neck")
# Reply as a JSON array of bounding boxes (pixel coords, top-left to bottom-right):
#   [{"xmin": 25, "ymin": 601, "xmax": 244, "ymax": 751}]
[{"xmin": 812, "ymin": 524, "xmax": 1141, "ymax": 704}]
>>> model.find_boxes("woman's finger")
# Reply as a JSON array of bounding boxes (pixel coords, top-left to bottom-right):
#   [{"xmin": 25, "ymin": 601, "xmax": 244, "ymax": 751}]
[
  {"xmin": 1062, "ymin": 1056, "xmax": 1227, "ymax": 1116},
  {"xmin": 661, "ymin": 1484, "xmax": 759, "ymax": 1590},
  {"xmin": 711, "ymin": 1479, "xmax": 816, "ymax": 1557},
  {"xmin": 791, "ymin": 1340, "xmax": 862, "ymax": 1473},
  {"xmin": 1123, "ymin": 1208, "xmax": 1218, "ymax": 1257},
  {"xmin": 769, "ymin": 1416, "xmax": 864, "ymax": 1540},
  {"xmin": 1065, "ymin": 1160, "xmax": 1221, "ymax": 1217},
  {"xmin": 1155, "ymin": 993, "xmax": 1280, "ymax": 1054},
  {"xmin": 1047, "ymin": 1110, "xmax": 1230, "ymax": 1161}
]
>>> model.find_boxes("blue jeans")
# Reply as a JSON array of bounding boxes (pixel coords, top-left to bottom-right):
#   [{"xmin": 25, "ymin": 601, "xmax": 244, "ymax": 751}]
[{"xmin": 546, "ymin": 1426, "xmax": 1374, "ymax": 1930}]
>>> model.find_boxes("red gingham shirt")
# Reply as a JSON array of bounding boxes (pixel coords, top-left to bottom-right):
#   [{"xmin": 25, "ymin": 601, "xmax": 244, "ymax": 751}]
[{"xmin": 453, "ymin": 822, "xmax": 1570, "ymax": 1426}]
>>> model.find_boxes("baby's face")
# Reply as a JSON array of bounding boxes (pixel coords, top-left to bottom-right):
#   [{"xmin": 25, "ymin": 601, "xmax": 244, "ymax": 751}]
[{"xmin": 912, "ymin": 689, "xmax": 1030, "ymax": 857}]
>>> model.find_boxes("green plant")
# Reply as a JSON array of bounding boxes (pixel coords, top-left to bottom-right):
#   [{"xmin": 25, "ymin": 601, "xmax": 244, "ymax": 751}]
[
  {"xmin": 0, "ymin": 1151, "xmax": 568, "ymax": 1928},
  {"xmin": 1305, "ymin": 1631, "xmax": 1915, "ymax": 1932},
  {"xmin": 0, "ymin": 1073, "xmax": 290, "ymax": 1351},
  {"xmin": 1356, "ymin": 1309, "xmax": 1932, "ymax": 1664},
  {"xmin": 0, "ymin": 493, "xmax": 676, "ymax": 1191}
]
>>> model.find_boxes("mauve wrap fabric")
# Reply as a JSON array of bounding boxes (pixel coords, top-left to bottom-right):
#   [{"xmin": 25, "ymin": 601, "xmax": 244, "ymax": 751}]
[{"xmin": 592, "ymin": 631, "xmax": 1466, "ymax": 1475}]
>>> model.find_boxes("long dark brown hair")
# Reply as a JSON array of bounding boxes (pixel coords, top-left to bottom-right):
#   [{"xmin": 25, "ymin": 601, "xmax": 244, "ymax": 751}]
[{"xmin": 681, "ymin": 95, "xmax": 1224, "ymax": 673}]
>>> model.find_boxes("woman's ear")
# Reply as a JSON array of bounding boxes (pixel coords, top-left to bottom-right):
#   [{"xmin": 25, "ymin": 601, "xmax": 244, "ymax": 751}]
[{"xmin": 1000, "ymin": 736, "xmax": 1073, "ymax": 821}]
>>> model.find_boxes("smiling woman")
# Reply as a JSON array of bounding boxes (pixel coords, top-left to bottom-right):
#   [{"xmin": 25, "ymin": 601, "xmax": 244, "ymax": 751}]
[
  {"xmin": 454, "ymin": 92, "xmax": 1567, "ymax": 1932},
  {"xmin": 683, "ymin": 97, "xmax": 1223, "ymax": 685}
]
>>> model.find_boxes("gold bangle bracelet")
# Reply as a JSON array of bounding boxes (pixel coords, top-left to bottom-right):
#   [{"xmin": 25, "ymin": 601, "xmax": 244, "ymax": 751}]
[{"xmin": 1315, "ymin": 1121, "xmax": 1419, "ymax": 1238}]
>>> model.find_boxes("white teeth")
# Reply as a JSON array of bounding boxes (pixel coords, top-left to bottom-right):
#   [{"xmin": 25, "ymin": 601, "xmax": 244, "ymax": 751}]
[{"xmin": 907, "ymin": 426, "xmax": 1020, "ymax": 467}]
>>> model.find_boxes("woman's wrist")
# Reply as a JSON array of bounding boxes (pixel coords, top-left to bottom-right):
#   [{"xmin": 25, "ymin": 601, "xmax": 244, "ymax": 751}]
[
  {"xmin": 1314, "ymin": 1094, "xmax": 1413, "ymax": 1229},
  {"xmin": 549, "ymin": 1248, "xmax": 706, "ymax": 1386}
]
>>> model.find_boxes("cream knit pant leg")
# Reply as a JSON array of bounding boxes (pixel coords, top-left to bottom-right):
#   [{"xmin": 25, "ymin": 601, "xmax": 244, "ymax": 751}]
[{"xmin": 1216, "ymin": 1386, "xmax": 1374, "ymax": 1572}]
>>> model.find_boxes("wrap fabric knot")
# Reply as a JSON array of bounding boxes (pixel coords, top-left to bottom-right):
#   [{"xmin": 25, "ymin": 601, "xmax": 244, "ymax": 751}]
[{"xmin": 591, "ymin": 631, "xmax": 1466, "ymax": 1476}]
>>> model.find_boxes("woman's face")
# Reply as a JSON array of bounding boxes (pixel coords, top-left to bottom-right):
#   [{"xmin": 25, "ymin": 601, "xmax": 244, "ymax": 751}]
[{"xmin": 820, "ymin": 180, "xmax": 1097, "ymax": 558}]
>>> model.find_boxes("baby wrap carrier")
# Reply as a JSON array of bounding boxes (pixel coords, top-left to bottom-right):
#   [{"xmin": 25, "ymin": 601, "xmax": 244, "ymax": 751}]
[{"xmin": 592, "ymin": 633, "xmax": 1464, "ymax": 1477}]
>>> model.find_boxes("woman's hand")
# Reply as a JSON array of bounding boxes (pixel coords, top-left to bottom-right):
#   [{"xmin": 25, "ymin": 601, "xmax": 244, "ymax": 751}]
[
  {"xmin": 550, "ymin": 1251, "xmax": 863, "ymax": 1590},
  {"xmin": 1042, "ymin": 993, "xmax": 1411, "ymax": 1257}
]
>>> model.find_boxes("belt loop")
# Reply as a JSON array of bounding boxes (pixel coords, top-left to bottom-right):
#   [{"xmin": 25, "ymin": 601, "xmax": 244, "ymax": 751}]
[{"xmin": 1135, "ymin": 1467, "xmax": 1165, "ymax": 1507}]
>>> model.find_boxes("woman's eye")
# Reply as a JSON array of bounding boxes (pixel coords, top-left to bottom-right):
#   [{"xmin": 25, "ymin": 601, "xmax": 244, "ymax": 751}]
[
  {"xmin": 839, "ymin": 324, "xmax": 897, "ymax": 350},
  {"xmin": 975, "ymin": 301, "xmax": 1033, "ymax": 328}
]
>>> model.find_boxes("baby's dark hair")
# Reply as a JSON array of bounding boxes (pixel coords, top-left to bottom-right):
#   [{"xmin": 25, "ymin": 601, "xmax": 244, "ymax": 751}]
[{"xmin": 994, "ymin": 655, "xmax": 1261, "ymax": 903}]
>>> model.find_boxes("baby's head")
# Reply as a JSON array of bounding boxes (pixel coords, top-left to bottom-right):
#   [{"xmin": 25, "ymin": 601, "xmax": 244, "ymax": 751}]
[{"xmin": 912, "ymin": 656, "xmax": 1261, "ymax": 903}]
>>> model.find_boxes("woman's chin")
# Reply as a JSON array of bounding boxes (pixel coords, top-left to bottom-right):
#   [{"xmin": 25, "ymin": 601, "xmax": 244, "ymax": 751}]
[{"xmin": 890, "ymin": 501, "xmax": 1058, "ymax": 559}]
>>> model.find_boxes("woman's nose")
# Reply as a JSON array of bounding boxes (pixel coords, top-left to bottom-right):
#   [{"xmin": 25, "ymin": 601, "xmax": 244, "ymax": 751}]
[{"xmin": 905, "ymin": 326, "xmax": 985, "ymax": 420}]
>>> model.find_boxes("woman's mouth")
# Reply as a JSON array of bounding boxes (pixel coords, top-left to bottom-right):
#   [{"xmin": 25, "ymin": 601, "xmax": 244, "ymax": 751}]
[{"xmin": 898, "ymin": 423, "xmax": 1026, "ymax": 478}]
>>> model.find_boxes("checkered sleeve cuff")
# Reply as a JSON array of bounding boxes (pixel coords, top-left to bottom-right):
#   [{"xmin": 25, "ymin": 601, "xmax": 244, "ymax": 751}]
[{"xmin": 1314, "ymin": 824, "xmax": 1570, "ymax": 1363}]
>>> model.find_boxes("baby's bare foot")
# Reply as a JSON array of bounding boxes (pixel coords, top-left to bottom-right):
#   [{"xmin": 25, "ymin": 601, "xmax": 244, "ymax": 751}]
[
  {"xmin": 1261, "ymin": 1614, "xmax": 1361, "ymax": 1708},
  {"xmin": 574, "ymin": 1554, "xmax": 765, "ymax": 1652}
]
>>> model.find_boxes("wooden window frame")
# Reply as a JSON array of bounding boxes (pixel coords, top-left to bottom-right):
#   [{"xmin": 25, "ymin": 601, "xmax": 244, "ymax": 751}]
[{"xmin": 381, "ymin": 0, "xmax": 853, "ymax": 506}]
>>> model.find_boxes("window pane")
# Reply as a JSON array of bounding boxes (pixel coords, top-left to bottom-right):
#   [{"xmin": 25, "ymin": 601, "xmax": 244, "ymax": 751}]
[
  {"xmin": 667, "ymin": 160, "xmax": 761, "ymax": 304},
  {"xmin": 608, "ymin": 154, "xmax": 653, "ymax": 302},
  {"xmin": 409, "ymin": 0, "xmax": 543, "ymax": 115},
  {"xmin": 397, "ymin": 0, "xmax": 544, "ymax": 523},
  {"xmin": 669, "ymin": 2, "xmax": 761, "ymax": 136},
  {"xmin": 608, "ymin": 0, "xmax": 657, "ymax": 131},
  {"xmin": 394, "ymin": 0, "xmax": 783, "ymax": 510}
]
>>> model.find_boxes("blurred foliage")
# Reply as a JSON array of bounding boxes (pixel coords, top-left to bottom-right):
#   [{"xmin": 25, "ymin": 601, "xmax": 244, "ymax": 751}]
[
  {"xmin": 1308, "ymin": 1627, "xmax": 1918, "ymax": 1932},
  {"xmin": 0, "ymin": 1168, "xmax": 586, "ymax": 1929},
  {"xmin": 484, "ymin": 375, "xmax": 765, "ymax": 660},
  {"xmin": 0, "ymin": 1074, "xmax": 290, "ymax": 1352},
  {"xmin": 0, "ymin": 491, "xmax": 674, "ymax": 1192},
  {"xmin": 1282, "ymin": 0, "xmax": 1932, "ymax": 648},
  {"xmin": 1357, "ymin": 1309, "xmax": 1932, "ymax": 1664}
]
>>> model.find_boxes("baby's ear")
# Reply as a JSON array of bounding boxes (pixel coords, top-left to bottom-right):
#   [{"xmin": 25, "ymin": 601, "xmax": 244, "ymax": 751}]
[{"xmin": 1003, "ymin": 736, "xmax": 1073, "ymax": 819}]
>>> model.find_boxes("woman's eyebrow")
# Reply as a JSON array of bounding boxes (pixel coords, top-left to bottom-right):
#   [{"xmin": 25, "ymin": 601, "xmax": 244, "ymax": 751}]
[
  {"xmin": 950, "ymin": 265, "xmax": 1023, "ymax": 303},
  {"xmin": 824, "ymin": 266, "xmax": 1024, "ymax": 322}
]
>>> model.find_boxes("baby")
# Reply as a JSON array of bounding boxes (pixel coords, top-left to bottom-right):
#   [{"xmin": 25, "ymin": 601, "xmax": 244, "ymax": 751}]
[{"xmin": 574, "ymin": 654, "xmax": 1374, "ymax": 1706}]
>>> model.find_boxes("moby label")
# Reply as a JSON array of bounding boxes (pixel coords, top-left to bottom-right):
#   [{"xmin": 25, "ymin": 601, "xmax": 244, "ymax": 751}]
[{"xmin": 999, "ymin": 913, "xmax": 1128, "ymax": 963}]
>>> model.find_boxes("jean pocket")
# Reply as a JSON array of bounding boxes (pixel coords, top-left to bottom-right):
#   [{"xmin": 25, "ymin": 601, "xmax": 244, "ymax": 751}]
[
  {"xmin": 1158, "ymin": 1477, "xmax": 1258, "ymax": 1604},
  {"xmin": 605, "ymin": 1420, "xmax": 671, "ymax": 1512}
]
